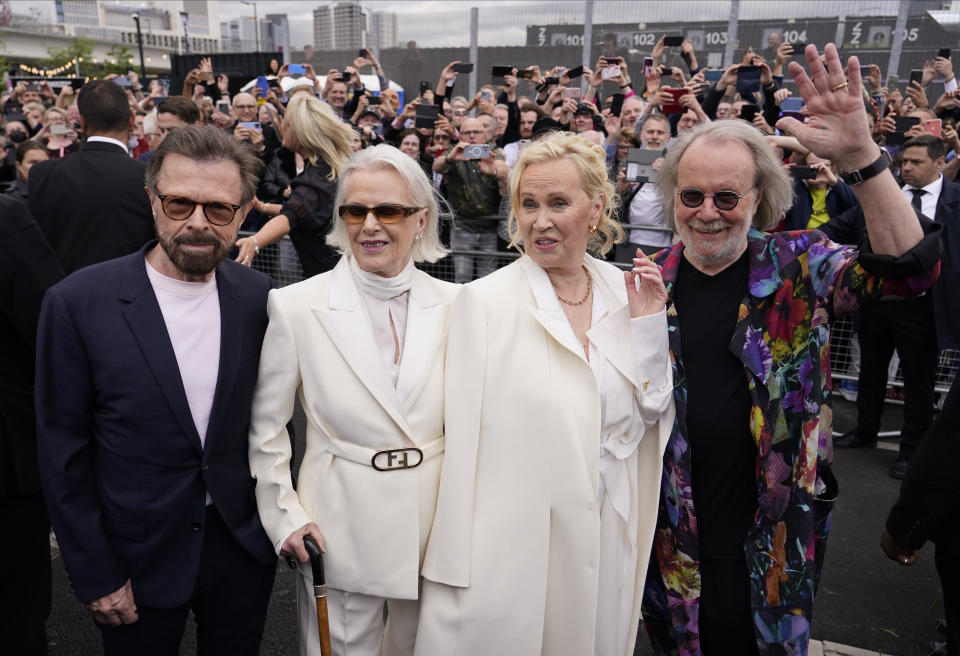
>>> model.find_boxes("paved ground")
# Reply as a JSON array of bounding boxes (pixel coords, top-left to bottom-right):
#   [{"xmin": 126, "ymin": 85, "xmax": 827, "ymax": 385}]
[{"xmin": 45, "ymin": 397, "xmax": 947, "ymax": 655}]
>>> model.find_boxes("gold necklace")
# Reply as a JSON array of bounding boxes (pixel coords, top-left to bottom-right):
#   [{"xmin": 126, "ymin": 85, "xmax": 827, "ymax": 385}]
[{"xmin": 556, "ymin": 265, "xmax": 592, "ymax": 306}]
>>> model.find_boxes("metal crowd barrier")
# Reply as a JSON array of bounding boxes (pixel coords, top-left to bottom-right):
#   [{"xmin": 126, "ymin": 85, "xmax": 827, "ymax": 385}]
[{"xmin": 243, "ymin": 233, "xmax": 958, "ymax": 398}]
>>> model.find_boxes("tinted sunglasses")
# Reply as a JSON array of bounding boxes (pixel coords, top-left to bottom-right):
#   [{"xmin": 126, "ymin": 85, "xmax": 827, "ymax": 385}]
[
  {"xmin": 338, "ymin": 203, "xmax": 423, "ymax": 224},
  {"xmin": 678, "ymin": 187, "xmax": 754, "ymax": 211},
  {"xmin": 155, "ymin": 193, "xmax": 240, "ymax": 226}
]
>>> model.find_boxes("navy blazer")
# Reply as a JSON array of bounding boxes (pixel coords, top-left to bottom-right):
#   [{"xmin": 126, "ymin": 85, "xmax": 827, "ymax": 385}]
[
  {"xmin": 817, "ymin": 178, "xmax": 960, "ymax": 348},
  {"xmin": 29, "ymin": 140, "xmax": 154, "ymax": 274},
  {"xmin": 36, "ymin": 244, "xmax": 275, "ymax": 606},
  {"xmin": 931, "ymin": 178, "xmax": 960, "ymax": 349},
  {"xmin": 887, "ymin": 376, "xmax": 960, "ymax": 554}
]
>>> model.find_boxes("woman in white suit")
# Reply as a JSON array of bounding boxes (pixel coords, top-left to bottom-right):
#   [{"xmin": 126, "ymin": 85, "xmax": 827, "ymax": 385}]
[
  {"xmin": 416, "ymin": 132, "xmax": 675, "ymax": 656},
  {"xmin": 248, "ymin": 144, "xmax": 458, "ymax": 655}
]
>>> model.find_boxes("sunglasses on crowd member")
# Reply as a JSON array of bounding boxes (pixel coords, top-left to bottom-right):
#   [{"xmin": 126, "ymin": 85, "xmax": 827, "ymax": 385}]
[
  {"xmin": 155, "ymin": 193, "xmax": 241, "ymax": 226},
  {"xmin": 338, "ymin": 203, "xmax": 423, "ymax": 224},
  {"xmin": 677, "ymin": 187, "xmax": 755, "ymax": 211}
]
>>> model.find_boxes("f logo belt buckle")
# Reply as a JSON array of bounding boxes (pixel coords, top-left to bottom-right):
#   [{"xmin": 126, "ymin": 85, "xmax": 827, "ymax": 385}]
[{"xmin": 371, "ymin": 447, "xmax": 424, "ymax": 471}]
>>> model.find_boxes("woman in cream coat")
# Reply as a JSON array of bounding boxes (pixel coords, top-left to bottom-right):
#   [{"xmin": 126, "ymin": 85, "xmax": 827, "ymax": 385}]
[
  {"xmin": 248, "ymin": 144, "xmax": 458, "ymax": 655},
  {"xmin": 416, "ymin": 132, "xmax": 675, "ymax": 656}
]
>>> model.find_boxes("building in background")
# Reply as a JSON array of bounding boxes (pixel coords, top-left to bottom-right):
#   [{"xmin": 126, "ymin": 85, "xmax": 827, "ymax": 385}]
[
  {"xmin": 63, "ymin": 0, "xmax": 219, "ymax": 53},
  {"xmin": 219, "ymin": 14, "xmax": 276, "ymax": 53},
  {"xmin": 371, "ymin": 10, "xmax": 397, "ymax": 49},
  {"xmin": 313, "ymin": 5, "xmax": 333, "ymax": 49},
  {"xmin": 2, "ymin": 0, "xmax": 219, "ymax": 71},
  {"xmin": 265, "ymin": 13, "xmax": 290, "ymax": 55},
  {"xmin": 313, "ymin": 1, "xmax": 367, "ymax": 50},
  {"xmin": 333, "ymin": 1, "xmax": 366, "ymax": 49}
]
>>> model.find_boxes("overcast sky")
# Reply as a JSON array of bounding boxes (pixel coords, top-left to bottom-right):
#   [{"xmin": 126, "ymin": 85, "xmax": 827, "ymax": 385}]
[{"xmin": 217, "ymin": 0, "xmax": 904, "ymax": 50}]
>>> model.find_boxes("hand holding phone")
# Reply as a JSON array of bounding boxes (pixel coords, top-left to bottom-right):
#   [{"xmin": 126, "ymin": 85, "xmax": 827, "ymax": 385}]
[
  {"xmin": 736, "ymin": 66, "xmax": 762, "ymax": 94},
  {"xmin": 738, "ymin": 104, "xmax": 759, "ymax": 123},
  {"xmin": 610, "ymin": 93, "xmax": 625, "ymax": 117},
  {"xmin": 662, "ymin": 88, "xmax": 690, "ymax": 115},
  {"xmin": 602, "ymin": 66, "xmax": 622, "ymax": 80},
  {"xmin": 453, "ymin": 63, "xmax": 474, "ymax": 74},
  {"xmin": 463, "ymin": 144, "xmax": 491, "ymax": 160},
  {"xmin": 415, "ymin": 104, "xmax": 440, "ymax": 129},
  {"xmin": 288, "ymin": 64, "xmax": 306, "ymax": 75},
  {"xmin": 789, "ymin": 165, "xmax": 818, "ymax": 180},
  {"xmin": 663, "ymin": 35, "xmax": 684, "ymax": 47}
]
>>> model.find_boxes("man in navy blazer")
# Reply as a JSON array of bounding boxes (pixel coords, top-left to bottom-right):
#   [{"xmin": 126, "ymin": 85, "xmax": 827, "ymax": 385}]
[
  {"xmin": 36, "ymin": 126, "xmax": 275, "ymax": 655},
  {"xmin": 836, "ymin": 135, "xmax": 960, "ymax": 478},
  {"xmin": 29, "ymin": 80, "xmax": 154, "ymax": 275}
]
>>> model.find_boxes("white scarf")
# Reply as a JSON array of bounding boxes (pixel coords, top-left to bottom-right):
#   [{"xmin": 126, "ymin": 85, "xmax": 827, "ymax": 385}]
[
  {"xmin": 348, "ymin": 254, "xmax": 415, "ymax": 300},
  {"xmin": 348, "ymin": 255, "xmax": 414, "ymax": 386}
]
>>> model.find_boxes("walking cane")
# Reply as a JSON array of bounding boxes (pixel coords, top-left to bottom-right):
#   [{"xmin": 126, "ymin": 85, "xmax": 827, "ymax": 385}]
[{"xmin": 303, "ymin": 535, "xmax": 332, "ymax": 656}]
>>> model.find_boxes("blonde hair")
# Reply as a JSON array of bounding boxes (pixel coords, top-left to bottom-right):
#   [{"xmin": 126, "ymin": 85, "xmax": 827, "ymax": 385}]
[
  {"xmin": 44, "ymin": 106, "xmax": 68, "ymax": 122},
  {"xmin": 507, "ymin": 131, "xmax": 623, "ymax": 256},
  {"xmin": 327, "ymin": 144, "xmax": 449, "ymax": 263},
  {"xmin": 283, "ymin": 94, "xmax": 354, "ymax": 179}
]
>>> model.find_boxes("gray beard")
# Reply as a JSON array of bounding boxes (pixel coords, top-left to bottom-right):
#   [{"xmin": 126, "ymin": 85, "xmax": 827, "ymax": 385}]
[{"xmin": 157, "ymin": 230, "xmax": 231, "ymax": 277}]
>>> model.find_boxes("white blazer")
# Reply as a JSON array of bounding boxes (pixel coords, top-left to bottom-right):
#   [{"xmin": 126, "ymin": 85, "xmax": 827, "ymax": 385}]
[
  {"xmin": 248, "ymin": 256, "xmax": 459, "ymax": 600},
  {"xmin": 417, "ymin": 255, "xmax": 675, "ymax": 655}
]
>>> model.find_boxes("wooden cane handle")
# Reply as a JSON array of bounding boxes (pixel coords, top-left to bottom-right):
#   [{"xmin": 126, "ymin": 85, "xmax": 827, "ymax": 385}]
[{"xmin": 316, "ymin": 596, "xmax": 332, "ymax": 656}]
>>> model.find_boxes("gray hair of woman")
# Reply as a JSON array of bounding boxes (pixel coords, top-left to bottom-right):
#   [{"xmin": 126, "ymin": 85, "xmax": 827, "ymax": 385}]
[
  {"xmin": 656, "ymin": 120, "xmax": 794, "ymax": 232},
  {"xmin": 327, "ymin": 143, "xmax": 450, "ymax": 263},
  {"xmin": 507, "ymin": 131, "xmax": 624, "ymax": 256}
]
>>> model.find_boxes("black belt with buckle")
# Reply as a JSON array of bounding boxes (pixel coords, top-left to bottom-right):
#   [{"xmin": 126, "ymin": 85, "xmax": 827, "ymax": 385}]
[{"xmin": 371, "ymin": 447, "xmax": 424, "ymax": 471}]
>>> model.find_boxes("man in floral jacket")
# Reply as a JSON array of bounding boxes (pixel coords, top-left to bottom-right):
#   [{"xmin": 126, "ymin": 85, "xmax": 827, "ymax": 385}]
[{"xmin": 640, "ymin": 44, "xmax": 942, "ymax": 656}]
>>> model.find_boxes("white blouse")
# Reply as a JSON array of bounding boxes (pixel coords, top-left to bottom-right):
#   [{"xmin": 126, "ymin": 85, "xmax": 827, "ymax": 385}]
[{"xmin": 523, "ymin": 256, "xmax": 670, "ymax": 656}]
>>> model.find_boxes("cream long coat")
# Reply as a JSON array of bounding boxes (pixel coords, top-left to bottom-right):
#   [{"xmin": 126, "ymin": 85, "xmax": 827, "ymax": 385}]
[
  {"xmin": 416, "ymin": 255, "xmax": 675, "ymax": 655},
  {"xmin": 248, "ymin": 256, "xmax": 458, "ymax": 600}
]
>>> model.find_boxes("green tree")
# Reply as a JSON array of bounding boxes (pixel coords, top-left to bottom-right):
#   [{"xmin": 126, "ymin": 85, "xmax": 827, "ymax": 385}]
[
  {"xmin": 101, "ymin": 44, "xmax": 134, "ymax": 76},
  {"xmin": 0, "ymin": 32, "xmax": 9, "ymax": 82},
  {"xmin": 40, "ymin": 37, "xmax": 95, "ymax": 76}
]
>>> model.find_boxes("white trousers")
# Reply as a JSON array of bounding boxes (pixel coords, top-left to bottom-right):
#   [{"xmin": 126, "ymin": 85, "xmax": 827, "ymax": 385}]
[{"xmin": 296, "ymin": 574, "xmax": 419, "ymax": 656}]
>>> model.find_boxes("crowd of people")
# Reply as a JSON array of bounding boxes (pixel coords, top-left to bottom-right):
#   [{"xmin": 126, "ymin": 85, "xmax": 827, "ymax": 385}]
[{"xmin": 1, "ymin": 32, "xmax": 959, "ymax": 656}]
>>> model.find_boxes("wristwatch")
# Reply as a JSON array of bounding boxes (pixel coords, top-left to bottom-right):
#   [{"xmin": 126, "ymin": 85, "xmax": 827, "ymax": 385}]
[{"xmin": 839, "ymin": 149, "xmax": 892, "ymax": 185}]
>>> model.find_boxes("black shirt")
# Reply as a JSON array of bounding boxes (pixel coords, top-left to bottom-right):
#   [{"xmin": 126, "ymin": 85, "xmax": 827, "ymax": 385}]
[
  {"xmin": 673, "ymin": 250, "xmax": 758, "ymax": 559},
  {"xmin": 281, "ymin": 159, "xmax": 340, "ymax": 278}
]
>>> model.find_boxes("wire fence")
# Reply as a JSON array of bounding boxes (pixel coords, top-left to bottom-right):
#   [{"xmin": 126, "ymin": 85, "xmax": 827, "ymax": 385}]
[{"xmin": 242, "ymin": 230, "xmax": 959, "ymax": 404}]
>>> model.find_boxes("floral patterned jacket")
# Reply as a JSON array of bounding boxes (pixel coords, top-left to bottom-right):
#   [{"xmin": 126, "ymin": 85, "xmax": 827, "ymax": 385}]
[{"xmin": 643, "ymin": 227, "xmax": 940, "ymax": 656}]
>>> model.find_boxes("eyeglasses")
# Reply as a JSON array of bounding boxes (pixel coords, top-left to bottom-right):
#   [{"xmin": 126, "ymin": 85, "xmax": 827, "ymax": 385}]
[
  {"xmin": 338, "ymin": 203, "xmax": 423, "ymax": 224},
  {"xmin": 154, "ymin": 193, "xmax": 241, "ymax": 226},
  {"xmin": 678, "ymin": 187, "xmax": 755, "ymax": 211},
  {"xmin": 459, "ymin": 129, "xmax": 484, "ymax": 136},
  {"xmin": 453, "ymin": 110, "xmax": 468, "ymax": 116},
  {"xmin": 233, "ymin": 104, "xmax": 257, "ymax": 110}
]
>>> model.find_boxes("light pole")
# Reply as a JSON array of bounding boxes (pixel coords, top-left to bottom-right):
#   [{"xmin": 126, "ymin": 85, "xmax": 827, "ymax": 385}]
[
  {"xmin": 131, "ymin": 13, "xmax": 146, "ymax": 77},
  {"xmin": 179, "ymin": 11, "xmax": 191, "ymax": 55},
  {"xmin": 241, "ymin": 1, "xmax": 259, "ymax": 52}
]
